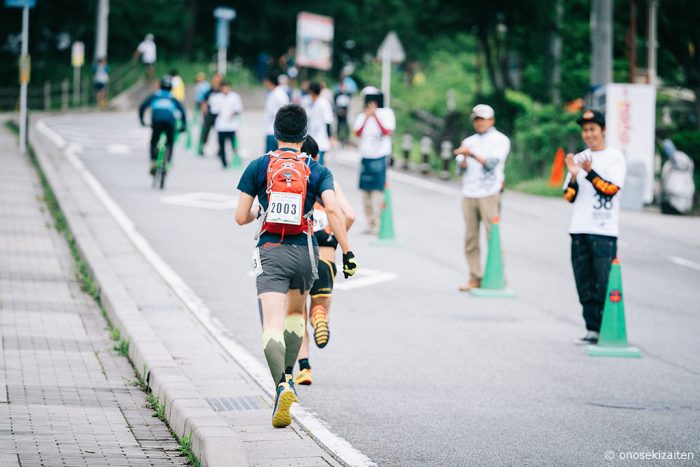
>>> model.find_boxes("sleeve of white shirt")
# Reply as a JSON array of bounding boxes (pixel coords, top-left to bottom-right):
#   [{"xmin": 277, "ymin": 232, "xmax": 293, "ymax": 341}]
[
  {"xmin": 322, "ymin": 100, "xmax": 334, "ymax": 124},
  {"xmin": 235, "ymin": 94, "xmax": 243, "ymax": 114},
  {"xmin": 353, "ymin": 113, "xmax": 366, "ymax": 131},
  {"xmin": 607, "ymin": 150, "xmax": 627, "ymax": 188},
  {"xmin": 490, "ymin": 134, "xmax": 511, "ymax": 162},
  {"xmin": 378, "ymin": 109, "xmax": 396, "ymax": 131}
]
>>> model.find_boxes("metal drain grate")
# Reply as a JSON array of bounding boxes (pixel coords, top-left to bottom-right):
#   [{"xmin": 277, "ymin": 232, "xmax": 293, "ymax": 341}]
[{"xmin": 206, "ymin": 395, "xmax": 264, "ymax": 412}]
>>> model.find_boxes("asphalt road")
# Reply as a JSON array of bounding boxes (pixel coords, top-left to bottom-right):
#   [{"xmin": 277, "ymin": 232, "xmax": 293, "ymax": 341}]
[{"xmin": 41, "ymin": 110, "xmax": 700, "ymax": 466}]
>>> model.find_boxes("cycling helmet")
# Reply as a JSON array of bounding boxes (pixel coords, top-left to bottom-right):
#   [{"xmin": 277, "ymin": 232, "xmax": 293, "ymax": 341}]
[{"xmin": 160, "ymin": 76, "xmax": 173, "ymax": 91}]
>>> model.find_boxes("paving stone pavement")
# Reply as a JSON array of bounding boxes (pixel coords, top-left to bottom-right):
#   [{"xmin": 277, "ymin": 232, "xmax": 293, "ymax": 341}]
[{"xmin": 0, "ymin": 127, "xmax": 189, "ymax": 466}]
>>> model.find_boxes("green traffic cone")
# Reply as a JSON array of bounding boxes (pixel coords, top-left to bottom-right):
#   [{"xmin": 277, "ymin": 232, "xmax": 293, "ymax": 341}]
[
  {"xmin": 372, "ymin": 185, "xmax": 398, "ymax": 245},
  {"xmin": 227, "ymin": 137, "xmax": 243, "ymax": 170},
  {"xmin": 586, "ymin": 258, "xmax": 641, "ymax": 358},
  {"xmin": 470, "ymin": 216, "xmax": 515, "ymax": 298},
  {"xmin": 185, "ymin": 123, "xmax": 192, "ymax": 150}
]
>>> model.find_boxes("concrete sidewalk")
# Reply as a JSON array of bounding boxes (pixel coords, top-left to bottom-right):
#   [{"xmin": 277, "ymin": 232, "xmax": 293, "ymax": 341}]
[{"xmin": 0, "ymin": 127, "xmax": 188, "ymax": 466}]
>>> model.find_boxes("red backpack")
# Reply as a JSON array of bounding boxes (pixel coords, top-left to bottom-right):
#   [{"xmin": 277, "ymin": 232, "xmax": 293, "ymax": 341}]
[{"xmin": 262, "ymin": 150, "xmax": 312, "ymax": 237}]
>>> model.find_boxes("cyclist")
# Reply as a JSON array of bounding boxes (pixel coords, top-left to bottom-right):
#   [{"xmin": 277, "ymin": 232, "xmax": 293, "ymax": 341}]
[
  {"xmin": 139, "ymin": 76, "xmax": 187, "ymax": 175},
  {"xmin": 295, "ymin": 136, "xmax": 355, "ymax": 386},
  {"xmin": 235, "ymin": 104, "xmax": 358, "ymax": 428}
]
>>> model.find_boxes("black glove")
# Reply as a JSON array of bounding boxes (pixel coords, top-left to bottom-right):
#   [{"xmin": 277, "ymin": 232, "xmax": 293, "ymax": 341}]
[
  {"xmin": 342, "ymin": 251, "xmax": 358, "ymax": 278},
  {"xmin": 140, "ymin": 120, "xmax": 146, "ymax": 127}
]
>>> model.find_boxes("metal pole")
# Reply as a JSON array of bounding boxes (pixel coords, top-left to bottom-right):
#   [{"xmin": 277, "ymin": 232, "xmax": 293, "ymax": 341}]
[
  {"xmin": 18, "ymin": 6, "xmax": 29, "ymax": 154},
  {"xmin": 44, "ymin": 81, "xmax": 51, "ymax": 111},
  {"xmin": 61, "ymin": 79, "xmax": 69, "ymax": 111},
  {"xmin": 440, "ymin": 140, "xmax": 452, "ymax": 180},
  {"xmin": 381, "ymin": 50, "xmax": 391, "ymax": 108},
  {"xmin": 647, "ymin": 0, "xmax": 658, "ymax": 86},
  {"xmin": 401, "ymin": 133, "xmax": 412, "ymax": 170},
  {"xmin": 590, "ymin": 0, "xmax": 613, "ymax": 87},
  {"xmin": 218, "ymin": 47, "xmax": 227, "ymax": 76},
  {"xmin": 73, "ymin": 67, "xmax": 80, "ymax": 107},
  {"xmin": 95, "ymin": 0, "xmax": 109, "ymax": 60},
  {"xmin": 420, "ymin": 136, "xmax": 431, "ymax": 175}
]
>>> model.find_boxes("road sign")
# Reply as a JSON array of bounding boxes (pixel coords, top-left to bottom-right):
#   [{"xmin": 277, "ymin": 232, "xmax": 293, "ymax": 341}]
[
  {"xmin": 213, "ymin": 6, "xmax": 235, "ymax": 21},
  {"xmin": 296, "ymin": 12, "xmax": 334, "ymax": 71},
  {"xmin": 5, "ymin": 0, "xmax": 36, "ymax": 7},
  {"xmin": 71, "ymin": 41, "xmax": 84, "ymax": 67},
  {"xmin": 377, "ymin": 31, "xmax": 405, "ymax": 63},
  {"xmin": 19, "ymin": 54, "xmax": 30, "ymax": 84}
]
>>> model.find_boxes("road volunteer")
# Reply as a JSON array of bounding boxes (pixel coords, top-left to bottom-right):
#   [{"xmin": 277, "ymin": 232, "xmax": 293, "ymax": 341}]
[
  {"xmin": 138, "ymin": 76, "xmax": 186, "ymax": 175},
  {"xmin": 295, "ymin": 136, "xmax": 356, "ymax": 386},
  {"xmin": 307, "ymin": 82, "xmax": 334, "ymax": 165},
  {"xmin": 353, "ymin": 87, "xmax": 396, "ymax": 234},
  {"xmin": 134, "ymin": 33, "xmax": 157, "ymax": 81},
  {"xmin": 563, "ymin": 109, "xmax": 626, "ymax": 344},
  {"xmin": 235, "ymin": 105, "xmax": 358, "ymax": 428},
  {"xmin": 263, "ymin": 73, "xmax": 291, "ymax": 153},
  {"xmin": 454, "ymin": 104, "xmax": 510, "ymax": 292},
  {"xmin": 197, "ymin": 73, "xmax": 223, "ymax": 156},
  {"xmin": 210, "ymin": 81, "xmax": 243, "ymax": 169}
]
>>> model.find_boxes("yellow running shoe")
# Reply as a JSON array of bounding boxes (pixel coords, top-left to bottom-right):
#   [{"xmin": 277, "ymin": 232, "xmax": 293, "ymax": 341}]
[
  {"xmin": 294, "ymin": 368, "xmax": 313, "ymax": 386},
  {"xmin": 271, "ymin": 382, "xmax": 297, "ymax": 428},
  {"xmin": 311, "ymin": 311, "xmax": 330, "ymax": 348}
]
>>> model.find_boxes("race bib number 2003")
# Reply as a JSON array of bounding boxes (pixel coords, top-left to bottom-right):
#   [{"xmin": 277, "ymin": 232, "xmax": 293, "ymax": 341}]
[{"xmin": 267, "ymin": 192, "xmax": 303, "ymax": 225}]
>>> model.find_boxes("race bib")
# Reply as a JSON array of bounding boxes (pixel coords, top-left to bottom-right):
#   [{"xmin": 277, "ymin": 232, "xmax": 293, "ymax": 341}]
[
  {"xmin": 267, "ymin": 192, "xmax": 303, "ymax": 225},
  {"xmin": 313, "ymin": 209, "xmax": 329, "ymax": 232},
  {"xmin": 251, "ymin": 248, "xmax": 263, "ymax": 277}
]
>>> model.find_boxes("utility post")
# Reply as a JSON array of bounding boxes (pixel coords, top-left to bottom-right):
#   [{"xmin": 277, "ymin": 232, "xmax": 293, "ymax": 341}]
[
  {"xmin": 214, "ymin": 7, "xmax": 236, "ymax": 76},
  {"xmin": 590, "ymin": 0, "xmax": 613, "ymax": 88},
  {"xmin": 7, "ymin": 0, "xmax": 36, "ymax": 154}
]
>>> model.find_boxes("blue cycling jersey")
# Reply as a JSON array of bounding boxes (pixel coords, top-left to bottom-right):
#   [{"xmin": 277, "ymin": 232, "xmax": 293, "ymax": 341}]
[{"xmin": 139, "ymin": 90, "xmax": 186, "ymax": 127}]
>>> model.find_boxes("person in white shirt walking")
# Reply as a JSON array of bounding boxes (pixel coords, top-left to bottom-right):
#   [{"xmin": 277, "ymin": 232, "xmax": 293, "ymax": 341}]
[
  {"xmin": 264, "ymin": 73, "xmax": 291, "ymax": 152},
  {"xmin": 454, "ymin": 104, "xmax": 511, "ymax": 291},
  {"xmin": 307, "ymin": 82, "xmax": 334, "ymax": 165},
  {"xmin": 211, "ymin": 81, "xmax": 243, "ymax": 168},
  {"xmin": 134, "ymin": 33, "xmax": 157, "ymax": 81},
  {"xmin": 353, "ymin": 87, "xmax": 396, "ymax": 234},
  {"xmin": 563, "ymin": 109, "xmax": 626, "ymax": 344}
]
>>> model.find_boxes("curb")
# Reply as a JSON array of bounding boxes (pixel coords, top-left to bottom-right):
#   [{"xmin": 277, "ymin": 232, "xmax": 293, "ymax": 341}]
[{"xmin": 29, "ymin": 123, "xmax": 250, "ymax": 467}]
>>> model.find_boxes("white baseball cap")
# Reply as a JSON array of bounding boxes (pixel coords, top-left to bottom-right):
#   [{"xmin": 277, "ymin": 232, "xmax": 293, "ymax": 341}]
[
  {"xmin": 471, "ymin": 104, "xmax": 495, "ymax": 120},
  {"xmin": 361, "ymin": 86, "xmax": 380, "ymax": 96}
]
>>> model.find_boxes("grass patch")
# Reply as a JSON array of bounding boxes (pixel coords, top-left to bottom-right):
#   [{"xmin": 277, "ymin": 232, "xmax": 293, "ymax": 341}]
[
  {"xmin": 179, "ymin": 433, "xmax": 200, "ymax": 467},
  {"xmin": 511, "ymin": 178, "xmax": 563, "ymax": 198},
  {"xmin": 147, "ymin": 394, "xmax": 167, "ymax": 422},
  {"xmin": 7, "ymin": 120, "xmax": 200, "ymax": 466}
]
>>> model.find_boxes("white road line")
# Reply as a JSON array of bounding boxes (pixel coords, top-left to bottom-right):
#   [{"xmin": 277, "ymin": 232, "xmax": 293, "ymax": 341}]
[
  {"xmin": 160, "ymin": 192, "xmax": 238, "ymax": 210},
  {"xmin": 334, "ymin": 268, "xmax": 399, "ymax": 291},
  {"xmin": 668, "ymin": 256, "xmax": 700, "ymax": 272},
  {"xmin": 38, "ymin": 119, "xmax": 376, "ymax": 467}
]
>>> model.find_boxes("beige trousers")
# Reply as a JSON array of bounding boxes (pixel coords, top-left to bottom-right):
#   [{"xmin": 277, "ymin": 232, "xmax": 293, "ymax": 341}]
[
  {"xmin": 363, "ymin": 190, "xmax": 383, "ymax": 229},
  {"xmin": 462, "ymin": 193, "xmax": 501, "ymax": 281}
]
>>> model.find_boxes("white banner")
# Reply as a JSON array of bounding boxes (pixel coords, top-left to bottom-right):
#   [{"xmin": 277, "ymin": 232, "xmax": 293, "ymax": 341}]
[
  {"xmin": 604, "ymin": 84, "xmax": 656, "ymax": 203},
  {"xmin": 296, "ymin": 12, "xmax": 334, "ymax": 71}
]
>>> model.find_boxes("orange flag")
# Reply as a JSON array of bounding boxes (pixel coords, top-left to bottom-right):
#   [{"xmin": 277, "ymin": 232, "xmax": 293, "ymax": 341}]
[{"xmin": 549, "ymin": 148, "xmax": 565, "ymax": 187}]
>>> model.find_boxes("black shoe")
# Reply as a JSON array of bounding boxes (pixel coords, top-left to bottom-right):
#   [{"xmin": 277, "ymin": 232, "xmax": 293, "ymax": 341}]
[{"xmin": 149, "ymin": 163, "xmax": 157, "ymax": 176}]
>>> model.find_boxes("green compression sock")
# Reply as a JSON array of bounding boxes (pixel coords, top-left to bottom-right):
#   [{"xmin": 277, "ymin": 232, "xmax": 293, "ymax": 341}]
[
  {"xmin": 283, "ymin": 315, "xmax": 305, "ymax": 375},
  {"xmin": 262, "ymin": 329, "xmax": 285, "ymax": 386}
]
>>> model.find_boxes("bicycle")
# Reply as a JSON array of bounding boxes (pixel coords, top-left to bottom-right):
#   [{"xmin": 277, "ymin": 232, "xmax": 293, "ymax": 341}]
[{"xmin": 152, "ymin": 134, "xmax": 169, "ymax": 190}]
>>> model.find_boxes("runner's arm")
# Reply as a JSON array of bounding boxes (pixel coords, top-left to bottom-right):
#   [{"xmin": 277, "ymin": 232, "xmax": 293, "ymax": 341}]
[
  {"xmin": 563, "ymin": 173, "xmax": 578, "ymax": 203},
  {"xmin": 333, "ymin": 181, "xmax": 356, "ymax": 230},
  {"xmin": 235, "ymin": 193, "xmax": 257, "ymax": 225},
  {"xmin": 321, "ymin": 189, "xmax": 351, "ymax": 254}
]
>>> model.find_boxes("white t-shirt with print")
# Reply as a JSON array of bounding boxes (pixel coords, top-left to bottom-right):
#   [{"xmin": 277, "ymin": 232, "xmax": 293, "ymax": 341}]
[
  {"xmin": 212, "ymin": 92, "xmax": 243, "ymax": 132},
  {"xmin": 265, "ymin": 86, "xmax": 290, "ymax": 135},
  {"xmin": 353, "ymin": 108, "xmax": 396, "ymax": 159},
  {"xmin": 459, "ymin": 127, "xmax": 510, "ymax": 198},
  {"xmin": 566, "ymin": 146, "xmax": 627, "ymax": 237},
  {"xmin": 137, "ymin": 40, "xmax": 157, "ymax": 64},
  {"xmin": 308, "ymin": 97, "xmax": 334, "ymax": 152}
]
